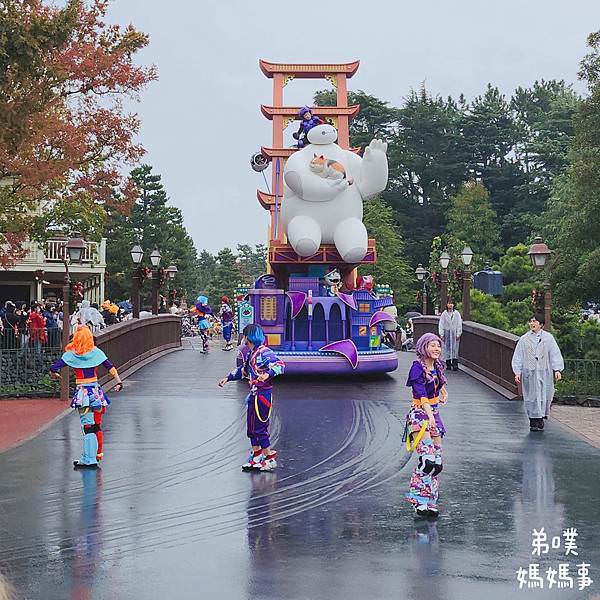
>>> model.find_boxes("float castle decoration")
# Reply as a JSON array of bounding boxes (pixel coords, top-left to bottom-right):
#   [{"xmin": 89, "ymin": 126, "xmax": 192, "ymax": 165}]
[{"xmin": 245, "ymin": 60, "xmax": 398, "ymax": 374}]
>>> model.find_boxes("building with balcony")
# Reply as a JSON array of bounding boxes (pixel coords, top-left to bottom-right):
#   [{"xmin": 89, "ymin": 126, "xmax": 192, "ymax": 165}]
[{"xmin": 0, "ymin": 237, "xmax": 106, "ymax": 306}]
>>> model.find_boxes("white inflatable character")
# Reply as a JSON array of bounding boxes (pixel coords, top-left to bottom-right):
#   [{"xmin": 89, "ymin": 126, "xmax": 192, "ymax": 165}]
[{"xmin": 281, "ymin": 124, "xmax": 388, "ymax": 263}]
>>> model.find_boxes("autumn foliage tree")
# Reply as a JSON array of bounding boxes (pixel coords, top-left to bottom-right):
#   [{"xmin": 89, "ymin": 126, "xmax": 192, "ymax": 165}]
[{"xmin": 0, "ymin": 0, "xmax": 156, "ymax": 267}]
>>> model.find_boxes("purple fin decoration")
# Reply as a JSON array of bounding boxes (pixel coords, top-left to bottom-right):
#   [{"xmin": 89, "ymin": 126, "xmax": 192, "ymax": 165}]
[
  {"xmin": 370, "ymin": 311, "xmax": 396, "ymax": 328},
  {"xmin": 336, "ymin": 292, "xmax": 358, "ymax": 310},
  {"xmin": 319, "ymin": 339, "xmax": 359, "ymax": 369},
  {"xmin": 286, "ymin": 291, "xmax": 307, "ymax": 319}
]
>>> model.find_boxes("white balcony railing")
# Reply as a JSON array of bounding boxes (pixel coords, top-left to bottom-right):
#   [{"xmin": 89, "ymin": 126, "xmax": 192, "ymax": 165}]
[
  {"xmin": 45, "ymin": 239, "xmax": 97, "ymax": 263},
  {"xmin": 14, "ymin": 238, "xmax": 107, "ymax": 268}
]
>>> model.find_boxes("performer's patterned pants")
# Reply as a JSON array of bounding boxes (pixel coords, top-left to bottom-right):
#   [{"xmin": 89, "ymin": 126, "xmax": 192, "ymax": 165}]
[
  {"xmin": 405, "ymin": 406, "xmax": 444, "ymax": 509},
  {"xmin": 78, "ymin": 407, "xmax": 105, "ymax": 465},
  {"xmin": 246, "ymin": 389, "xmax": 272, "ymax": 449}
]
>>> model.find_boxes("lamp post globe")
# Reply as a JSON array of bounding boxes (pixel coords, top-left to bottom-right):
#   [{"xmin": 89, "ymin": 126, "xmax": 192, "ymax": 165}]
[
  {"xmin": 130, "ymin": 244, "xmax": 144, "ymax": 265},
  {"xmin": 460, "ymin": 246, "xmax": 474, "ymax": 267},
  {"xmin": 64, "ymin": 237, "xmax": 87, "ymax": 264},
  {"xmin": 439, "ymin": 251, "xmax": 451, "ymax": 270},
  {"xmin": 166, "ymin": 265, "xmax": 178, "ymax": 280},
  {"xmin": 528, "ymin": 236, "xmax": 551, "ymax": 269},
  {"xmin": 415, "ymin": 264, "xmax": 427, "ymax": 281},
  {"xmin": 150, "ymin": 247, "xmax": 162, "ymax": 267}
]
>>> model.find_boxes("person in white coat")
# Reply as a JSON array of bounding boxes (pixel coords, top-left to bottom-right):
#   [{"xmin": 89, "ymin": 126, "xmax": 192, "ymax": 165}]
[
  {"xmin": 438, "ymin": 301, "xmax": 462, "ymax": 371},
  {"xmin": 511, "ymin": 313, "xmax": 564, "ymax": 432}
]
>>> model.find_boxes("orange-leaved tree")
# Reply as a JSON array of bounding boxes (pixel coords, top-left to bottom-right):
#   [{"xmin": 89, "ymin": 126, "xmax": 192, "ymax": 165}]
[{"xmin": 0, "ymin": 0, "xmax": 156, "ymax": 267}]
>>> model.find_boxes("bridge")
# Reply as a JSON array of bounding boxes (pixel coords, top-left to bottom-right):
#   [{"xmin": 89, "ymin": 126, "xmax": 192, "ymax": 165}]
[{"xmin": 0, "ymin": 316, "xmax": 599, "ymax": 599}]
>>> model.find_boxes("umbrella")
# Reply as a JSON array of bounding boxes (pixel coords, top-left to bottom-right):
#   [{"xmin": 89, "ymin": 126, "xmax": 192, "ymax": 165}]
[{"xmin": 404, "ymin": 311, "xmax": 422, "ymax": 319}]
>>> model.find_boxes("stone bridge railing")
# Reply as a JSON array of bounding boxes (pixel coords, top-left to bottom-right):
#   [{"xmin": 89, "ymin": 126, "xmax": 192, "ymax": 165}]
[
  {"xmin": 95, "ymin": 315, "xmax": 182, "ymax": 386},
  {"xmin": 412, "ymin": 316, "xmax": 519, "ymax": 398}
]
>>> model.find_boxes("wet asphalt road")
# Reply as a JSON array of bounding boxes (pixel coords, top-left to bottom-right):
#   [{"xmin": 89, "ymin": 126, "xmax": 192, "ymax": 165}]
[{"xmin": 0, "ymin": 340, "xmax": 599, "ymax": 600}]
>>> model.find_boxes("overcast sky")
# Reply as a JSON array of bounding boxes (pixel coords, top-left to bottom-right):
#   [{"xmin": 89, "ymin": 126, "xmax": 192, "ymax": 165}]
[{"xmin": 107, "ymin": 0, "xmax": 600, "ymax": 254}]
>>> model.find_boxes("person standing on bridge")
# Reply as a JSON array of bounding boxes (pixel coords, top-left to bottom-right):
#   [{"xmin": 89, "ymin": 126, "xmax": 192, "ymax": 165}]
[
  {"xmin": 404, "ymin": 333, "xmax": 448, "ymax": 518},
  {"xmin": 218, "ymin": 324, "xmax": 285, "ymax": 472},
  {"xmin": 438, "ymin": 300, "xmax": 462, "ymax": 371},
  {"xmin": 512, "ymin": 313, "xmax": 564, "ymax": 432},
  {"xmin": 49, "ymin": 325, "xmax": 123, "ymax": 468}
]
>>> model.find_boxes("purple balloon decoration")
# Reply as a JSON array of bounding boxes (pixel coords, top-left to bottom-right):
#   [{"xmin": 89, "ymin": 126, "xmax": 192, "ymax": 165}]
[
  {"xmin": 286, "ymin": 292, "xmax": 307, "ymax": 319},
  {"xmin": 369, "ymin": 311, "xmax": 396, "ymax": 328},
  {"xmin": 336, "ymin": 292, "xmax": 358, "ymax": 310},
  {"xmin": 319, "ymin": 339, "xmax": 359, "ymax": 369}
]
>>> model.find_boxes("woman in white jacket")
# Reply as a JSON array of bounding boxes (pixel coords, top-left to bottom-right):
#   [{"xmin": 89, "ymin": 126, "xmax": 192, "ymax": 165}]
[{"xmin": 438, "ymin": 300, "xmax": 462, "ymax": 371}]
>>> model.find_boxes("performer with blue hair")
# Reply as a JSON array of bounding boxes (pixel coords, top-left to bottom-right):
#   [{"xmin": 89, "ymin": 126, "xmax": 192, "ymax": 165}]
[
  {"xmin": 218, "ymin": 324, "xmax": 285, "ymax": 472},
  {"xmin": 190, "ymin": 295, "xmax": 213, "ymax": 353}
]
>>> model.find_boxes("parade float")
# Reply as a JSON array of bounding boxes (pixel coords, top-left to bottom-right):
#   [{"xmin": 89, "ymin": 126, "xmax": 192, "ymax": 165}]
[{"xmin": 244, "ymin": 60, "xmax": 398, "ymax": 374}]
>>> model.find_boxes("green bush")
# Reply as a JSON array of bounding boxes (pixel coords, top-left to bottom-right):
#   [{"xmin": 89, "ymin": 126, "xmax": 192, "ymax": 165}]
[
  {"xmin": 504, "ymin": 300, "xmax": 533, "ymax": 331},
  {"xmin": 553, "ymin": 313, "xmax": 600, "ymax": 359},
  {"xmin": 503, "ymin": 282, "xmax": 535, "ymax": 302},
  {"xmin": 470, "ymin": 289, "xmax": 510, "ymax": 330}
]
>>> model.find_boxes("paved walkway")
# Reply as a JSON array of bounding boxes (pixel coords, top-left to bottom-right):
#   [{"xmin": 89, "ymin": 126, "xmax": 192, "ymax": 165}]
[
  {"xmin": 551, "ymin": 405, "xmax": 600, "ymax": 449},
  {"xmin": 0, "ymin": 398, "xmax": 67, "ymax": 453},
  {"xmin": 0, "ymin": 345, "xmax": 599, "ymax": 599}
]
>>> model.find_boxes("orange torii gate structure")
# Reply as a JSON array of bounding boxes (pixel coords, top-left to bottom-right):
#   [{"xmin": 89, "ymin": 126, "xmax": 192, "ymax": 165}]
[{"xmin": 256, "ymin": 60, "xmax": 376, "ymax": 283}]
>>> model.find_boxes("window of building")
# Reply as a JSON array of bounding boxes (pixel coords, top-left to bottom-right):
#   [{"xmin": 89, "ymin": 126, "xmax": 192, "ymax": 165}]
[{"xmin": 260, "ymin": 296, "xmax": 277, "ymax": 322}]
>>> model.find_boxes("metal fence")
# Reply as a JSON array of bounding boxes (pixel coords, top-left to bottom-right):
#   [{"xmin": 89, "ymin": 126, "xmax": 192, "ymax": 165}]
[
  {"xmin": 559, "ymin": 359, "xmax": 600, "ymax": 396},
  {"xmin": 1, "ymin": 327, "xmax": 62, "ymax": 351},
  {"xmin": 0, "ymin": 347, "xmax": 61, "ymax": 395}
]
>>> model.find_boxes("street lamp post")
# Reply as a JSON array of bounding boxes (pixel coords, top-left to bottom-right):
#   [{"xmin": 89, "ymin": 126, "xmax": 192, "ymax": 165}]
[
  {"xmin": 60, "ymin": 237, "xmax": 86, "ymax": 402},
  {"xmin": 415, "ymin": 264, "xmax": 429, "ymax": 315},
  {"xmin": 150, "ymin": 248, "xmax": 162, "ymax": 315},
  {"xmin": 130, "ymin": 244, "xmax": 144, "ymax": 319},
  {"xmin": 460, "ymin": 246, "xmax": 474, "ymax": 321},
  {"xmin": 439, "ymin": 251, "xmax": 451, "ymax": 313},
  {"xmin": 528, "ymin": 236, "xmax": 553, "ymax": 330}
]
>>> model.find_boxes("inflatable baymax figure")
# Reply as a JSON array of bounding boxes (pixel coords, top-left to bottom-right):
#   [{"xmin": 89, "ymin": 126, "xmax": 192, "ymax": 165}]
[
  {"xmin": 281, "ymin": 124, "xmax": 388, "ymax": 263},
  {"xmin": 50, "ymin": 326, "xmax": 123, "ymax": 468},
  {"xmin": 292, "ymin": 106, "xmax": 324, "ymax": 148}
]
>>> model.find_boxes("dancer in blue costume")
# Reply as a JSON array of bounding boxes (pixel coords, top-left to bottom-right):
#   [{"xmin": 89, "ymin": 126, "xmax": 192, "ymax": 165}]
[
  {"xmin": 218, "ymin": 324, "xmax": 285, "ymax": 472},
  {"xmin": 191, "ymin": 295, "xmax": 213, "ymax": 353},
  {"xmin": 50, "ymin": 326, "xmax": 123, "ymax": 468}
]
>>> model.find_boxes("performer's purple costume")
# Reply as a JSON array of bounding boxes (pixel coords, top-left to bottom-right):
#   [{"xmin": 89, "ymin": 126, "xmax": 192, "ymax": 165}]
[
  {"xmin": 227, "ymin": 345, "xmax": 285, "ymax": 448},
  {"xmin": 405, "ymin": 359, "xmax": 447, "ymax": 511}
]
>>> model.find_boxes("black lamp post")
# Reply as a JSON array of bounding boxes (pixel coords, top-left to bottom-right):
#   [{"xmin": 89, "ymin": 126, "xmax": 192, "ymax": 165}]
[
  {"xmin": 528, "ymin": 236, "xmax": 553, "ymax": 330},
  {"xmin": 415, "ymin": 264, "xmax": 429, "ymax": 315},
  {"xmin": 150, "ymin": 247, "xmax": 162, "ymax": 315},
  {"xmin": 60, "ymin": 237, "xmax": 86, "ymax": 401},
  {"xmin": 460, "ymin": 246, "xmax": 474, "ymax": 321},
  {"xmin": 439, "ymin": 251, "xmax": 451, "ymax": 313},
  {"xmin": 130, "ymin": 244, "xmax": 144, "ymax": 318}
]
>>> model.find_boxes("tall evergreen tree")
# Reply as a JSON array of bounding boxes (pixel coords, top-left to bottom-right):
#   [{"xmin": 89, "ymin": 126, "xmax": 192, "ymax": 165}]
[
  {"xmin": 543, "ymin": 33, "xmax": 600, "ymax": 305},
  {"xmin": 105, "ymin": 165, "xmax": 201, "ymax": 302},
  {"xmin": 446, "ymin": 182, "xmax": 501, "ymax": 263},
  {"xmin": 206, "ymin": 248, "xmax": 239, "ymax": 304},
  {"xmin": 360, "ymin": 196, "xmax": 413, "ymax": 310}
]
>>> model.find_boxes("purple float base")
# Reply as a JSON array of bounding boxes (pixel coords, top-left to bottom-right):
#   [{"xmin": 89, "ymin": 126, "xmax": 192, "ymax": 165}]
[{"xmin": 275, "ymin": 349, "xmax": 398, "ymax": 375}]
